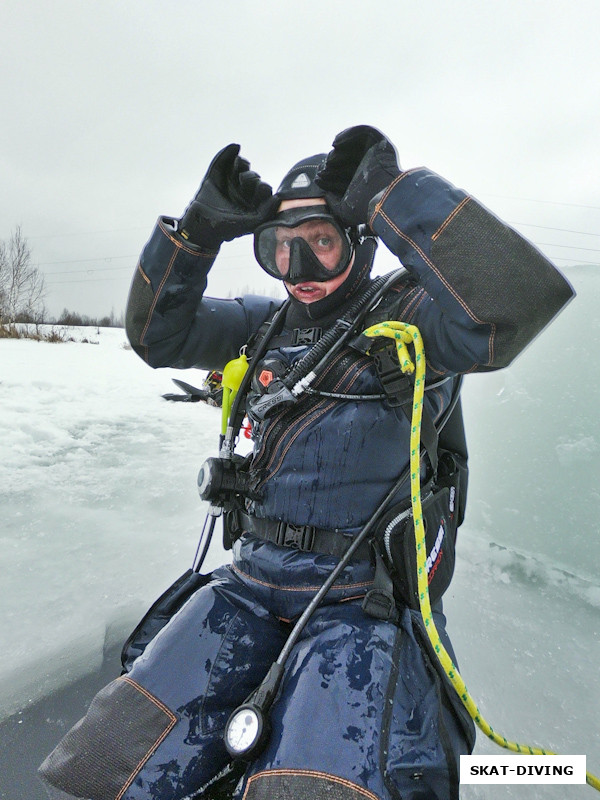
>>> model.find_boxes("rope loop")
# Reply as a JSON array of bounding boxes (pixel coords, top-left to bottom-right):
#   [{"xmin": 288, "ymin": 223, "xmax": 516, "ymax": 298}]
[{"xmin": 362, "ymin": 320, "xmax": 600, "ymax": 792}]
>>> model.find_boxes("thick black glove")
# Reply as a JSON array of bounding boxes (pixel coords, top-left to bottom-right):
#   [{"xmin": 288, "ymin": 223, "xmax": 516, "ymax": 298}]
[
  {"xmin": 179, "ymin": 144, "xmax": 276, "ymax": 249},
  {"xmin": 314, "ymin": 125, "xmax": 401, "ymax": 228}
]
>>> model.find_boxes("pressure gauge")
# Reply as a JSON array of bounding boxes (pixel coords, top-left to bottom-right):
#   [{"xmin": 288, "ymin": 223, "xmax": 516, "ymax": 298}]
[
  {"xmin": 197, "ymin": 457, "xmax": 225, "ymax": 502},
  {"xmin": 224, "ymin": 703, "xmax": 269, "ymax": 760}
]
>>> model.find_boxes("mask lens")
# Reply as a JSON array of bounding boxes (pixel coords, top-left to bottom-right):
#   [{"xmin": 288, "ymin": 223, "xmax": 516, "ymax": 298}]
[{"xmin": 255, "ymin": 211, "xmax": 351, "ymax": 282}]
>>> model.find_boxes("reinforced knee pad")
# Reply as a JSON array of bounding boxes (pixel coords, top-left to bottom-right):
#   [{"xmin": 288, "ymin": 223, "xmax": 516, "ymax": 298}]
[
  {"xmin": 243, "ymin": 769, "xmax": 379, "ymax": 800},
  {"xmin": 38, "ymin": 676, "xmax": 176, "ymax": 800}
]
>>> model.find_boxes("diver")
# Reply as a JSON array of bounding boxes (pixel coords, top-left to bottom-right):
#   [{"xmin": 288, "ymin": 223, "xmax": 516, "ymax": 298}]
[{"xmin": 39, "ymin": 125, "xmax": 573, "ymax": 800}]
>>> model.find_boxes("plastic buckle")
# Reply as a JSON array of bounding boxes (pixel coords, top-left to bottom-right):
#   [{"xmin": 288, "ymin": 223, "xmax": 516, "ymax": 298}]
[
  {"xmin": 291, "ymin": 327, "xmax": 322, "ymax": 346},
  {"xmin": 276, "ymin": 522, "xmax": 315, "ymax": 552},
  {"xmin": 372, "ymin": 348, "xmax": 413, "ymax": 407},
  {"xmin": 362, "ymin": 588, "xmax": 399, "ymax": 623}
]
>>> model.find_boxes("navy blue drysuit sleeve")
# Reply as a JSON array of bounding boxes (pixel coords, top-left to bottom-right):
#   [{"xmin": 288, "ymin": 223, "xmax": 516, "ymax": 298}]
[
  {"xmin": 126, "ymin": 172, "xmax": 573, "ymax": 375},
  {"xmin": 368, "ymin": 169, "xmax": 574, "ymax": 374},
  {"xmin": 125, "ymin": 217, "xmax": 283, "ymax": 371}
]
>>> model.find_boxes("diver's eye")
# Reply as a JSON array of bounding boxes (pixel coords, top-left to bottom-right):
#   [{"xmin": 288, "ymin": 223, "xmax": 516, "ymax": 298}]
[{"xmin": 316, "ymin": 236, "xmax": 333, "ymax": 248}]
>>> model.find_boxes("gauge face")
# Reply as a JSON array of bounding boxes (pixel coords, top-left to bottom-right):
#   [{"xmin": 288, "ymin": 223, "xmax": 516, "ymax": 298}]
[
  {"xmin": 225, "ymin": 705, "xmax": 262, "ymax": 756},
  {"xmin": 197, "ymin": 458, "xmax": 215, "ymax": 500}
]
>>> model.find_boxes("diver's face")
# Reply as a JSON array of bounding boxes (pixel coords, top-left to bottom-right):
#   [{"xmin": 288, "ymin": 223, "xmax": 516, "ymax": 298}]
[
  {"xmin": 273, "ymin": 218, "xmax": 345, "ymax": 276},
  {"xmin": 277, "ymin": 198, "xmax": 354, "ymax": 304}
]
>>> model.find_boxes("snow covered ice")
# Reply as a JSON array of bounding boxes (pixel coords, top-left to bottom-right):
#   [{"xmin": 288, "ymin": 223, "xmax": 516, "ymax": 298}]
[
  {"xmin": 0, "ymin": 328, "xmax": 225, "ymax": 721},
  {"xmin": 0, "ymin": 266, "xmax": 598, "ymax": 799}
]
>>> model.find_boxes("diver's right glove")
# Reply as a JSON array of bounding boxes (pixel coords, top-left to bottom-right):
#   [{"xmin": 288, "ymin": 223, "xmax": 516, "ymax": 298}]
[
  {"xmin": 315, "ymin": 125, "xmax": 401, "ymax": 228},
  {"xmin": 179, "ymin": 144, "xmax": 276, "ymax": 250}
]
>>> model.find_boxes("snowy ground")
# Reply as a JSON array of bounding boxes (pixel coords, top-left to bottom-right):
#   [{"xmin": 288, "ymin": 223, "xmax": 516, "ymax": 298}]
[
  {"xmin": 1, "ymin": 327, "xmax": 223, "ymax": 721},
  {"xmin": 1, "ymin": 266, "xmax": 598, "ymax": 798}
]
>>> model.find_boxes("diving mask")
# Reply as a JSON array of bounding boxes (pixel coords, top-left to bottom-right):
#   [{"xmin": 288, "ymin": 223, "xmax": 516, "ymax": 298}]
[{"xmin": 254, "ymin": 207, "xmax": 354, "ymax": 285}]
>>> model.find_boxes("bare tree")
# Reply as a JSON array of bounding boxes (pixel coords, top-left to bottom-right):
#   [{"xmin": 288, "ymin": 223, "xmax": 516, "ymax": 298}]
[{"xmin": 0, "ymin": 226, "xmax": 46, "ymax": 326}]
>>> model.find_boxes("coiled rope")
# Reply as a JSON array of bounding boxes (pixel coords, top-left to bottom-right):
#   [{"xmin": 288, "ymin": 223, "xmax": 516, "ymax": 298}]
[{"xmin": 362, "ymin": 320, "xmax": 600, "ymax": 792}]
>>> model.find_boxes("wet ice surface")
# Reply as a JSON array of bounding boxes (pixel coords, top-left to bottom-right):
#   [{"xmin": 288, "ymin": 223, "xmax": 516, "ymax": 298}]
[
  {"xmin": 0, "ymin": 267, "xmax": 598, "ymax": 798},
  {"xmin": 1, "ymin": 330, "xmax": 227, "ymax": 720}
]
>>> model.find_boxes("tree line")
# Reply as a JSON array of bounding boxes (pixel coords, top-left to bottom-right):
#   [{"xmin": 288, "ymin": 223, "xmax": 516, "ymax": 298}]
[
  {"xmin": 1, "ymin": 226, "xmax": 282, "ymax": 339},
  {"xmin": 0, "ymin": 227, "xmax": 124, "ymax": 335}
]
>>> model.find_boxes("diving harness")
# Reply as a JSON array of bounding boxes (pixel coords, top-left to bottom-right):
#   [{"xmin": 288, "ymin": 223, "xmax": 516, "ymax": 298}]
[
  {"xmin": 188, "ymin": 272, "xmax": 600, "ymax": 789},
  {"xmin": 193, "ymin": 267, "xmax": 464, "ymax": 760}
]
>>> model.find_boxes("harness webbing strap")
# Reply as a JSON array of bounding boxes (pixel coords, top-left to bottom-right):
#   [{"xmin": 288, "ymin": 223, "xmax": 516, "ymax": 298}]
[{"xmin": 236, "ymin": 511, "xmax": 371, "ymax": 561}]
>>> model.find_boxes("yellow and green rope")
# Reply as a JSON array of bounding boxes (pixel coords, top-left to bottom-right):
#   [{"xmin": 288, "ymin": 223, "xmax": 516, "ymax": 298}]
[{"xmin": 362, "ymin": 320, "xmax": 600, "ymax": 792}]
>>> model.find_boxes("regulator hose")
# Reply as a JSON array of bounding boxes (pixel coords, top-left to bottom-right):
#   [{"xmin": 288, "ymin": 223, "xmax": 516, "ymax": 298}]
[
  {"xmin": 223, "ymin": 268, "xmax": 406, "ymax": 441},
  {"xmin": 282, "ymin": 268, "xmax": 406, "ymax": 396}
]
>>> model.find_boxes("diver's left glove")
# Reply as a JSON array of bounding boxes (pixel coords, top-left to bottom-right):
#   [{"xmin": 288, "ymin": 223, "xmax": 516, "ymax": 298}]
[
  {"xmin": 179, "ymin": 144, "xmax": 276, "ymax": 250},
  {"xmin": 315, "ymin": 125, "xmax": 401, "ymax": 229}
]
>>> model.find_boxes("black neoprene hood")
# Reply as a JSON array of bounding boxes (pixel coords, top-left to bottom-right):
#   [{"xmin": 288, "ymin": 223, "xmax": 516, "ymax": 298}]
[
  {"xmin": 268, "ymin": 151, "xmax": 377, "ymax": 318},
  {"xmin": 274, "ymin": 154, "xmax": 328, "ymax": 201}
]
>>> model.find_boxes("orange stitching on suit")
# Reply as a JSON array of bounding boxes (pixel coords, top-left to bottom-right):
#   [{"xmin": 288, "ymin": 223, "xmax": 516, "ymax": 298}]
[
  {"xmin": 368, "ymin": 180, "xmax": 497, "ymax": 367},
  {"xmin": 271, "ymin": 360, "xmax": 357, "ymax": 469},
  {"xmin": 427, "ymin": 361, "xmax": 447, "ymax": 377},
  {"xmin": 133, "ymin": 261, "xmax": 150, "ymax": 362},
  {"xmin": 368, "ymin": 169, "xmax": 417, "ymax": 228},
  {"xmin": 377, "ymin": 171, "xmax": 406, "ymax": 204},
  {"xmin": 376, "ymin": 207, "xmax": 497, "ymax": 367},
  {"xmin": 378, "ymin": 208, "xmax": 474, "ymax": 318},
  {"xmin": 339, "ymin": 592, "xmax": 371, "ymax": 603},
  {"xmin": 137, "ymin": 222, "xmax": 218, "ymax": 352},
  {"xmin": 254, "ymin": 352, "xmax": 371, "ymax": 483},
  {"xmin": 231, "ymin": 563, "xmax": 373, "ymax": 593},
  {"xmin": 400, "ymin": 291, "xmax": 490, "ymax": 372},
  {"xmin": 139, "ymin": 246, "xmax": 178, "ymax": 346},
  {"xmin": 243, "ymin": 769, "xmax": 380, "ymax": 800},
  {"xmin": 115, "ymin": 677, "xmax": 177, "ymax": 800},
  {"xmin": 263, "ymin": 358, "xmax": 372, "ymax": 482},
  {"xmin": 254, "ymin": 396, "xmax": 331, "ymax": 482},
  {"xmin": 271, "ymin": 400, "xmax": 334, "ymax": 470},
  {"xmin": 252, "ymin": 349, "xmax": 370, "ymax": 467},
  {"xmin": 387, "ymin": 287, "xmax": 449, "ymax": 376},
  {"xmin": 432, "ymin": 196, "xmax": 470, "ymax": 241},
  {"xmin": 119, "ymin": 676, "xmax": 176, "ymax": 720},
  {"xmin": 249, "ymin": 350, "xmax": 352, "ymax": 467},
  {"xmin": 398, "ymin": 286, "xmax": 425, "ymax": 322},
  {"xmin": 157, "ymin": 217, "xmax": 218, "ymax": 257},
  {"xmin": 136, "ymin": 261, "xmax": 150, "ymax": 284},
  {"xmin": 272, "ymin": 355, "xmax": 372, "ymax": 469}
]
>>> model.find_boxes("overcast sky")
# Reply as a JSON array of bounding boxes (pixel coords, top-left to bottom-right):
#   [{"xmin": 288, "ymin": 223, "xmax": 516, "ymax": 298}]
[{"xmin": 1, "ymin": 0, "xmax": 599, "ymax": 320}]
